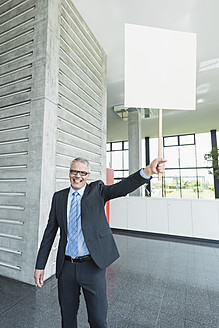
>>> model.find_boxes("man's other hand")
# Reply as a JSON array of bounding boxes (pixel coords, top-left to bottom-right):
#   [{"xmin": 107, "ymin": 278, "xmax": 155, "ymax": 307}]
[
  {"xmin": 143, "ymin": 158, "xmax": 167, "ymax": 177},
  {"xmin": 34, "ymin": 269, "xmax": 44, "ymax": 287}
]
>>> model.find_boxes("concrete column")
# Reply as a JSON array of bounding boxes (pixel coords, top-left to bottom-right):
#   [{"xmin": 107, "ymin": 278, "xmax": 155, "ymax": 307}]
[
  {"xmin": 128, "ymin": 108, "xmax": 142, "ymax": 196},
  {"xmin": 0, "ymin": 0, "xmax": 107, "ymax": 284}
]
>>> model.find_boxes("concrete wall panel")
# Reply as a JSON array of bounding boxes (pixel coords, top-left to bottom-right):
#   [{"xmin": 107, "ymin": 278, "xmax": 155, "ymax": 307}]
[
  {"xmin": 0, "ymin": 0, "xmax": 44, "ymax": 283},
  {"xmin": 58, "ymin": 84, "xmax": 102, "ymax": 122},
  {"xmin": 61, "ymin": 3, "xmax": 102, "ymax": 64},
  {"xmin": 0, "ymin": 130, "xmax": 29, "ymax": 144},
  {"xmin": 57, "ymin": 0, "xmax": 106, "ymax": 187},
  {"xmin": 59, "ymin": 50, "xmax": 102, "ymax": 96},
  {"xmin": 59, "ymin": 39, "xmax": 102, "ymax": 89},
  {"xmin": 58, "ymin": 96, "xmax": 102, "ymax": 127},
  {"xmin": 59, "ymin": 60, "xmax": 102, "ymax": 103},
  {"xmin": 0, "ymin": 0, "xmax": 36, "ymax": 283},
  {"xmin": 56, "ymin": 142, "xmax": 101, "ymax": 163},
  {"xmin": 0, "ymin": 167, "xmax": 27, "ymax": 179},
  {"xmin": 0, "ymin": 0, "xmax": 36, "ymax": 26},
  {"xmin": 57, "ymin": 116, "xmax": 101, "ymax": 144}
]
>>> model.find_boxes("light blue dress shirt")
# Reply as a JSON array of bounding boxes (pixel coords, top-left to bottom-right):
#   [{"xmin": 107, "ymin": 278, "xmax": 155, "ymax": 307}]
[
  {"xmin": 65, "ymin": 185, "xmax": 89, "ymax": 257},
  {"xmin": 65, "ymin": 170, "xmax": 150, "ymax": 257},
  {"xmin": 139, "ymin": 168, "xmax": 151, "ymax": 180}
]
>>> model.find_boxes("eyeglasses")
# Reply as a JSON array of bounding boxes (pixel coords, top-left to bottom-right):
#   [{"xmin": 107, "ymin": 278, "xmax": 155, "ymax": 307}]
[{"xmin": 70, "ymin": 170, "xmax": 90, "ymax": 177}]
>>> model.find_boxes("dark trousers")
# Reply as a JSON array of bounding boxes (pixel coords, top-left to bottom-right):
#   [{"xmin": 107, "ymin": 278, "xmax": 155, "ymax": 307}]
[{"xmin": 58, "ymin": 258, "xmax": 108, "ymax": 328}]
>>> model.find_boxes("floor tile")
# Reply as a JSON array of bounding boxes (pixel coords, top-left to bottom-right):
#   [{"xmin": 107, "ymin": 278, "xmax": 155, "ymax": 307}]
[
  {"xmin": 128, "ymin": 305, "xmax": 159, "ymax": 328},
  {"xmin": 157, "ymin": 312, "xmax": 184, "ymax": 328},
  {"xmin": 1, "ymin": 233, "xmax": 219, "ymax": 328}
]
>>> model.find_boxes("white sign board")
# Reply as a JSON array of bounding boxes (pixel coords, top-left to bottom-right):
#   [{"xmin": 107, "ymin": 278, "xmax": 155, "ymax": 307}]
[{"xmin": 125, "ymin": 24, "xmax": 196, "ymax": 110}]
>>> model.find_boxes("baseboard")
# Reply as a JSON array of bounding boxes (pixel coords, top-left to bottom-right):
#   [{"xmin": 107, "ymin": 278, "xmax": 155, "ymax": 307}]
[{"xmin": 111, "ymin": 228, "xmax": 219, "ymax": 247}]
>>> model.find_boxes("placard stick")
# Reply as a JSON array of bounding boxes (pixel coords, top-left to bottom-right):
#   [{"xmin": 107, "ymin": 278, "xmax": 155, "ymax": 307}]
[{"xmin": 158, "ymin": 108, "xmax": 163, "ymax": 181}]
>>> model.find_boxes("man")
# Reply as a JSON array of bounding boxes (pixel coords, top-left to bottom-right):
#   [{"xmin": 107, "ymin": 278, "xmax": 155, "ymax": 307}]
[{"xmin": 34, "ymin": 157, "xmax": 166, "ymax": 327}]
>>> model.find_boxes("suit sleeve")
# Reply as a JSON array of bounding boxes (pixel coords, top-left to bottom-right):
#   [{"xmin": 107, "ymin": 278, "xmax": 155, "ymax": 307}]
[
  {"xmin": 35, "ymin": 193, "xmax": 58, "ymax": 270},
  {"xmin": 100, "ymin": 170, "xmax": 148, "ymax": 203}
]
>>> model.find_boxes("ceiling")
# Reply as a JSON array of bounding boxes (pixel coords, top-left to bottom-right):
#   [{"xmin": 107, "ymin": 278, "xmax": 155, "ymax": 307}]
[{"xmin": 72, "ymin": 0, "xmax": 219, "ymax": 142}]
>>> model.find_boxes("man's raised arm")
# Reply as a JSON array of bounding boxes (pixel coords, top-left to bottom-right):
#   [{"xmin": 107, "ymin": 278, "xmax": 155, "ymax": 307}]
[{"xmin": 101, "ymin": 158, "xmax": 167, "ymax": 202}]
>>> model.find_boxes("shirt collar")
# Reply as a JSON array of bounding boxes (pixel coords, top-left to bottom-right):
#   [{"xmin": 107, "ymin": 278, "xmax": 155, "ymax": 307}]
[{"xmin": 70, "ymin": 184, "xmax": 86, "ymax": 197}]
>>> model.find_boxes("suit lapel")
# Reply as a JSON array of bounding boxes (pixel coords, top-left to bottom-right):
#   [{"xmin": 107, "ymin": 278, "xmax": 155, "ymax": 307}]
[
  {"xmin": 62, "ymin": 187, "xmax": 70, "ymax": 235},
  {"xmin": 82, "ymin": 183, "xmax": 89, "ymax": 199},
  {"xmin": 81, "ymin": 184, "xmax": 90, "ymax": 221}
]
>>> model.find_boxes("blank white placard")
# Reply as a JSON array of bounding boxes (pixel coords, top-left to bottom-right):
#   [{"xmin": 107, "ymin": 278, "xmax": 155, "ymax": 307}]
[{"xmin": 125, "ymin": 24, "xmax": 196, "ymax": 110}]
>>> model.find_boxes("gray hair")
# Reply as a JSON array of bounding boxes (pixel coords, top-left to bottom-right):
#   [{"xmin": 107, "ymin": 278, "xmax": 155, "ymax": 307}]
[{"xmin": 70, "ymin": 157, "xmax": 90, "ymax": 171}]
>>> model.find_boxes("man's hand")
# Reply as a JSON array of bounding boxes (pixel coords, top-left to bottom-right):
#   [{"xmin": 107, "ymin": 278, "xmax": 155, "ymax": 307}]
[
  {"xmin": 143, "ymin": 158, "xmax": 167, "ymax": 177},
  {"xmin": 34, "ymin": 269, "xmax": 44, "ymax": 288}
]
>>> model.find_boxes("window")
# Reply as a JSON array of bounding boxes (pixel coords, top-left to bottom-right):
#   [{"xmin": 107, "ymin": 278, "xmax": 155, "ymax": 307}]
[
  {"xmin": 164, "ymin": 147, "xmax": 179, "ymax": 168},
  {"xmin": 164, "ymin": 136, "xmax": 178, "ymax": 147},
  {"xmin": 179, "ymin": 134, "xmax": 195, "ymax": 145},
  {"xmin": 107, "ymin": 132, "xmax": 215, "ymax": 198},
  {"xmin": 196, "ymin": 133, "xmax": 211, "ymax": 167},
  {"xmin": 163, "ymin": 169, "xmax": 181, "ymax": 198},
  {"xmin": 179, "ymin": 145, "xmax": 196, "ymax": 167},
  {"xmin": 107, "ymin": 141, "xmax": 129, "ymax": 182},
  {"xmin": 197, "ymin": 168, "xmax": 214, "ymax": 199},
  {"xmin": 150, "ymin": 132, "xmax": 215, "ymax": 199},
  {"xmin": 112, "ymin": 152, "xmax": 123, "ymax": 169},
  {"xmin": 112, "ymin": 142, "xmax": 122, "ymax": 150}
]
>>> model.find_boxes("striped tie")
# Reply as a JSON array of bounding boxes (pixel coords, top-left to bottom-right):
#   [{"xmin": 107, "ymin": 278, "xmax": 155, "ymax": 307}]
[{"xmin": 68, "ymin": 191, "xmax": 80, "ymax": 258}]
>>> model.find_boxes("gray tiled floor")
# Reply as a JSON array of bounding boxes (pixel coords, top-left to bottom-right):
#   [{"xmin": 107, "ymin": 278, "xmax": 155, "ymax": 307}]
[{"xmin": 1, "ymin": 233, "xmax": 219, "ymax": 327}]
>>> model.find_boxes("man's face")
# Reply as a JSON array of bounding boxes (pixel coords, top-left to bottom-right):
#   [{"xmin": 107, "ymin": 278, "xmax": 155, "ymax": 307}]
[{"xmin": 69, "ymin": 161, "xmax": 90, "ymax": 190}]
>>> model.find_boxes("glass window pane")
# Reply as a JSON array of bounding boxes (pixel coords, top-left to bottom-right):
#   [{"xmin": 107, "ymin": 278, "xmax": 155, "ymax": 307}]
[
  {"xmin": 151, "ymin": 177, "xmax": 163, "ymax": 198},
  {"xmin": 196, "ymin": 132, "xmax": 212, "ymax": 167},
  {"xmin": 180, "ymin": 145, "xmax": 196, "ymax": 167},
  {"xmin": 112, "ymin": 142, "xmax": 122, "ymax": 150},
  {"xmin": 163, "ymin": 169, "xmax": 180, "ymax": 198},
  {"xmin": 114, "ymin": 170, "xmax": 124, "ymax": 178},
  {"xmin": 123, "ymin": 150, "xmax": 129, "ymax": 169},
  {"xmin": 164, "ymin": 136, "xmax": 178, "ymax": 146},
  {"xmin": 124, "ymin": 170, "xmax": 129, "ymax": 177},
  {"xmin": 197, "ymin": 168, "xmax": 214, "ymax": 199},
  {"xmin": 114, "ymin": 178, "xmax": 122, "ymax": 183},
  {"xmin": 150, "ymin": 138, "xmax": 158, "ymax": 162},
  {"xmin": 163, "ymin": 146, "xmax": 179, "ymax": 168},
  {"xmin": 179, "ymin": 134, "xmax": 195, "ymax": 145},
  {"xmin": 142, "ymin": 139, "xmax": 145, "ymax": 167},
  {"xmin": 180, "ymin": 169, "xmax": 198, "ymax": 198},
  {"xmin": 106, "ymin": 152, "xmax": 111, "ymax": 168},
  {"xmin": 112, "ymin": 151, "xmax": 122, "ymax": 169},
  {"xmin": 124, "ymin": 141, "xmax": 129, "ymax": 150},
  {"xmin": 150, "ymin": 138, "xmax": 161, "ymax": 162}
]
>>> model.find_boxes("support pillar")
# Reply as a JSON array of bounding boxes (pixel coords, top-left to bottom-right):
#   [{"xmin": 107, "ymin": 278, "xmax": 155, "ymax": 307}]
[
  {"xmin": 0, "ymin": 0, "xmax": 107, "ymax": 284},
  {"xmin": 128, "ymin": 109, "xmax": 142, "ymax": 196}
]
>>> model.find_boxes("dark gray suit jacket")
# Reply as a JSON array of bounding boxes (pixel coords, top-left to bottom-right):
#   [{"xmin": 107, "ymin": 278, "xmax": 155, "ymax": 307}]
[{"xmin": 35, "ymin": 170, "xmax": 148, "ymax": 278}]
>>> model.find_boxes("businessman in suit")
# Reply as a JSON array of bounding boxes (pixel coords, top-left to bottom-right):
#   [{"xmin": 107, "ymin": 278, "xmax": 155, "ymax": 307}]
[{"xmin": 34, "ymin": 157, "xmax": 166, "ymax": 328}]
